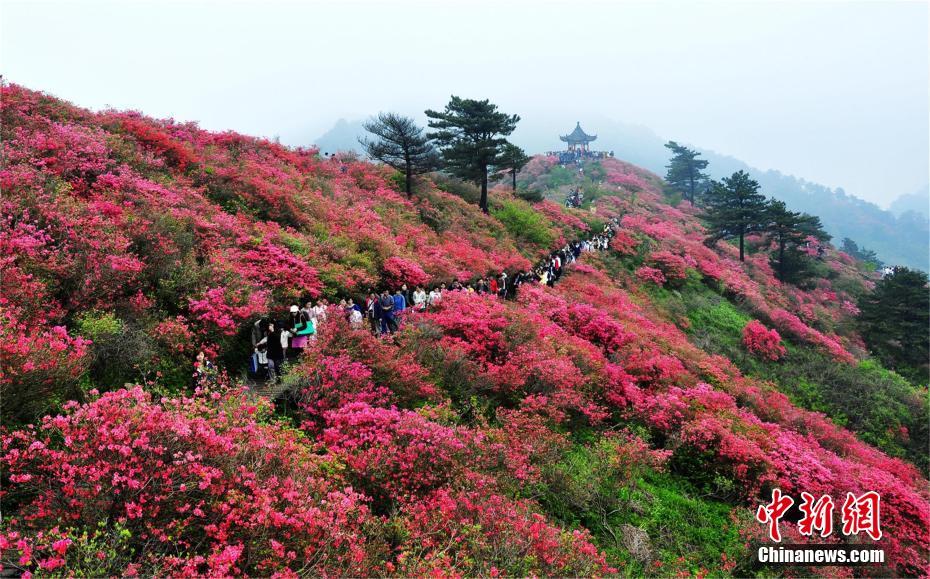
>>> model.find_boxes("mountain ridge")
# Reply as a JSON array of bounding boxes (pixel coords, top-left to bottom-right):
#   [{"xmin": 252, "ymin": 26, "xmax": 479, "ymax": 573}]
[{"xmin": 314, "ymin": 117, "xmax": 929, "ymax": 271}]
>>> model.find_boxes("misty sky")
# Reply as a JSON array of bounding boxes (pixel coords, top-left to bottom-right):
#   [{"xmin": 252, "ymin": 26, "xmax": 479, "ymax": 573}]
[{"xmin": 3, "ymin": 0, "xmax": 927, "ymax": 207}]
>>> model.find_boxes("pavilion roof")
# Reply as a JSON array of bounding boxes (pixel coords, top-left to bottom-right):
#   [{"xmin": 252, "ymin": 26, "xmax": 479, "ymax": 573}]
[{"xmin": 559, "ymin": 122, "xmax": 597, "ymax": 143}]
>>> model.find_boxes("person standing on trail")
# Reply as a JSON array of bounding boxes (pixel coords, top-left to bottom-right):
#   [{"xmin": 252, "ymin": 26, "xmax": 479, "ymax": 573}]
[
  {"xmin": 251, "ymin": 317, "xmax": 268, "ymax": 349},
  {"xmin": 379, "ymin": 291, "xmax": 397, "ymax": 334},
  {"xmin": 498, "ymin": 272, "xmax": 508, "ymax": 298},
  {"xmin": 428, "ymin": 286, "xmax": 442, "ymax": 308},
  {"xmin": 392, "ymin": 290, "xmax": 407, "ymax": 328},
  {"xmin": 412, "ymin": 286, "xmax": 427, "ymax": 310},
  {"xmin": 287, "ymin": 305, "xmax": 312, "ymax": 357},
  {"xmin": 366, "ymin": 293, "xmax": 380, "ymax": 334},
  {"xmin": 258, "ymin": 322, "xmax": 286, "ymax": 382},
  {"xmin": 393, "ymin": 289, "xmax": 407, "ymax": 313}
]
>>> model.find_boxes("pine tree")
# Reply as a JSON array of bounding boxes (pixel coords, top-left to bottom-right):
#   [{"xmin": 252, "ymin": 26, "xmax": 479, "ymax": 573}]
[
  {"xmin": 766, "ymin": 199, "xmax": 830, "ymax": 283},
  {"xmin": 840, "ymin": 237, "xmax": 884, "ymax": 268},
  {"xmin": 664, "ymin": 141, "xmax": 709, "ymax": 206},
  {"xmin": 359, "ymin": 113, "xmax": 441, "ymax": 197},
  {"xmin": 858, "ymin": 267, "xmax": 929, "ymax": 380},
  {"xmin": 426, "ymin": 96, "xmax": 520, "ymax": 213},
  {"xmin": 495, "ymin": 143, "xmax": 530, "ymax": 192},
  {"xmin": 702, "ymin": 171, "xmax": 769, "ymax": 261}
]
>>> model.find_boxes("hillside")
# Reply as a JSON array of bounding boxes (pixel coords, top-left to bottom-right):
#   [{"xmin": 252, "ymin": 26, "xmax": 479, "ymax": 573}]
[
  {"xmin": 315, "ymin": 117, "xmax": 930, "ymax": 271},
  {"xmin": 1, "ymin": 84, "xmax": 928, "ymax": 577}
]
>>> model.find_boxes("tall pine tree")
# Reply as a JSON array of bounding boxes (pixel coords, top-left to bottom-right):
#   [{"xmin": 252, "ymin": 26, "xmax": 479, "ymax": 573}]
[
  {"xmin": 426, "ymin": 96, "xmax": 520, "ymax": 213},
  {"xmin": 858, "ymin": 267, "xmax": 929, "ymax": 381},
  {"xmin": 664, "ymin": 141, "xmax": 709, "ymax": 206},
  {"xmin": 765, "ymin": 199, "xmax": 830, "ymax": 283},
  {"xmin": 495, "ymin": 143, "xmax": 530, "ymax": 192},
  {"xmin": 703, "ymin": 170, "xmax": 769, "ymax": 261},
  {"xmin": 359, "ymin": 113, "xmax": 440, "ymax": 197}
]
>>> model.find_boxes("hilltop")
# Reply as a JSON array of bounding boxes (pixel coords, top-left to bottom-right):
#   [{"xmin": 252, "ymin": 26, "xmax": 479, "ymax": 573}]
[
  {"xmin": 312, "ymin": 117, "xmax": 930, "ymax": 271},
  {"xmin": 1, "ymin": 84, "xmax": 927, "ymax": 577}
]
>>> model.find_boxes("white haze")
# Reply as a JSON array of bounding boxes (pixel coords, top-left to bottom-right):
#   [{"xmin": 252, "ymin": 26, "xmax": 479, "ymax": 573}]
[{"xmin": 2, "ymin": 0, "xmax": 927, "ymax": 207}]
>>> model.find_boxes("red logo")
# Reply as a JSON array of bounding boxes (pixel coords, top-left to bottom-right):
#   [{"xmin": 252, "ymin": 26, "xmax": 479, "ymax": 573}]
[
  {"xmin": 841, "ymin": 491, "xmax": 882, "ymax": 540},
  {"xmin": 756, "ymin": 488, "xmax": 794, "ymax": 542},
  {"xmin": 756, "ymin": 489, "xmax": 882, "ymax": 542}
]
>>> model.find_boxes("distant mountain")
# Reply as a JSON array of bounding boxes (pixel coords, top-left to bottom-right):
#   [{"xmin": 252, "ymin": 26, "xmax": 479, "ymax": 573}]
[
  {"xmin": 890, "ymin": 185, "xmax": 930, "ymax": 219},
  {"xmin": 314, "ymin": 118, "xmax": 366, "ymax": 155},
  {"xmin": 312, "ymin": 117, "xmax": 929, "ymax": 270}
]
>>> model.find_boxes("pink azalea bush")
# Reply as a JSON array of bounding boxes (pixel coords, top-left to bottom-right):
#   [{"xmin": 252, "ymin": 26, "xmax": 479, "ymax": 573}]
[{"xmin": 742, "ymin": 320, "xmax": 787, "ymax": 361}]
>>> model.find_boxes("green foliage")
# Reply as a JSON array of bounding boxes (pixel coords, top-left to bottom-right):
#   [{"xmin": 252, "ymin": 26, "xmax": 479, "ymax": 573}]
[
  {"xmin": 360, "ymin": 112, "xmax": 440, "ymax": 195},
  {"xmin": 538, "ymin": 442, "xmax": 746, "ymax": 576},
  {"xmin": 858, "ymin": 267, "xmax": 930, "ymax": 383},
  {"xmin": 494, "ymin": 143, "xmax": 531, "ymax": 191},
  {"xmin": 516, "ymin": 187, "xmax": 544, "ymax": 203},
  {"xmin": 491, "ymin": 200, "xmax": 554, "ymax": 247},
  {"xmin": 426, "ymin": 96, "xmax": 520, "ymax": 212},
  {"xmin": 76, "ymin": 310, "xmax": 123, "ymax": 340},
  {"xmin": 765, "ymin": 199, "xmax": 830, "ymax": 285},
  {"xmin": 546, "ymin": 165, "xmax": 574, "ymax": 188},
  {"xmin": 702, "ymin": 171, "xmax": 769, "ymax": 261},
  {"xmin": 664, "ymin": 141, "xmax": 709, "ymax": 206},
  {"xmin": 431, "ymin": 172, "xmax": 481, "ymax": 205},
  {"xmin": 840, "ymin": 237, "xmax": 884, "ymax": 269},
  {"xmin": 76, "ymin": 311, "xmax": 160, "ymax": 392}
]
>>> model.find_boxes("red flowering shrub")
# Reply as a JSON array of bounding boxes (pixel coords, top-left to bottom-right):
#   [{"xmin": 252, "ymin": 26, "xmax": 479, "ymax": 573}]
[
  {"xmin": 394, "ymin": 488, "xmax": 615, "ymax": 577},
  {"xmin": 610, "ymin": 230, "xmax": 640, "ymax": 256},
  {"xmin": 742, "ymin": 320, "xmax": 787, "ymax": 361},
  {"xmin": 648, "ymin": 250, "xmax": 690, "ymax": 284},
  {"xmin": 0, "ymin": 387, "xmax": 374, "ymax": 576},
  {"xmin": 551, "ymin": 302, "xmax": 634, "ymax": 354},
  {"xmin": 636, "ymin": 265, "xmax": 667, "ymax": 285},
  {"xmin": 294, "ymin": 354, "xmax": 392, "ymax": 432},
  {"xmin": 0, "ymin": 314, "xmax": 91, "ymax": 422},
  {"xmin": 322, "ymin": 402, "xmax": 470, "ymax": 504},
  {"xmin": 381, "ymin": 255, "xmax": 430, "ymax": 288},
  {"xmin": 608, "ymin": 429, "xmax": 672, "ymax": 480}
]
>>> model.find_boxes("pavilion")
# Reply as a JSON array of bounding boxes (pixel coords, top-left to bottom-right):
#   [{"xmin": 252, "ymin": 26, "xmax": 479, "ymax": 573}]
[{"xmin": 560, "ymin": 122, "xmax": 597, "ymax": 153}]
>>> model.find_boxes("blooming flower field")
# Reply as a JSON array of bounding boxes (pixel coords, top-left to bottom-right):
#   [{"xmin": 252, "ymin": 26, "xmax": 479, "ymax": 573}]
[{"xmin": 1, "ymin": 84, "xmax": 927, "ymax": 577}]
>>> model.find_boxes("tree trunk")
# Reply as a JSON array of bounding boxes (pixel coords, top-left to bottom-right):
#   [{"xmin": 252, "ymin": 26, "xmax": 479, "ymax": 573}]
[
  {"xmin": 480, "ymin": 168, "xmax": 489, "ymax": 213},
  {"xmin": 739, "ymin": 233, "xmax": 745, "ymax": 261},
  {"xmin": 404, "ymin": 153, "xmax": 412, "ymax": 197},
  {"xmin": 512, "ymin": 169, "xmax": 517, "ymax": 191},
  {"xmin": 688, "ymin": 167, "xmax": 695, "ymax": 206},
  {"xmin": 777, "ymin": 239, "xmax": 785, "ymax": 281}
]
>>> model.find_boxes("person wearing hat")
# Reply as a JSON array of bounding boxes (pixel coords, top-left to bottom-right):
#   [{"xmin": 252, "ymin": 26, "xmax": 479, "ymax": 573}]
[{"xmin": 287, "ymin": 304, "xmax": 312, "ymax": 356}]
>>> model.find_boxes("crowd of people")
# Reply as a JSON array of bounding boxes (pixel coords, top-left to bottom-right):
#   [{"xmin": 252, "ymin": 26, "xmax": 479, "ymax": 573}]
[
  {"xmin": 565, "ymin": 187, "xmax": 584, "ymax": 208},
  {"xmin": 243, "ymin": 218, "xmax": 620, "ymax": 383},
  {"xmin": 547, "ymin": 149, "xmax": 614, "ymax": 165}
]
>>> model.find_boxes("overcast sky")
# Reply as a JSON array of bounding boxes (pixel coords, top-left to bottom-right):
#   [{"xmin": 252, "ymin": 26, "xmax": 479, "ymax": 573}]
[{"xmin": 3, "ymin": 0, "xmax": 927, "ymax": 207}]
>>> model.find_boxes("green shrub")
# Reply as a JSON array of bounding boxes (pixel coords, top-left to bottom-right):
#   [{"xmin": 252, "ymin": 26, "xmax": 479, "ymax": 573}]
[{"xmin": 491, "ymin": 200, "xmax": 554, "ymax": 247}]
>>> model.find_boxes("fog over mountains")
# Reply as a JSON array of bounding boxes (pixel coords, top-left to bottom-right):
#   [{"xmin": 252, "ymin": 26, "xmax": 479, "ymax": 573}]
[{"xmin": 313, "ymin": 117, "xmax": 929, "ymax": 272}]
